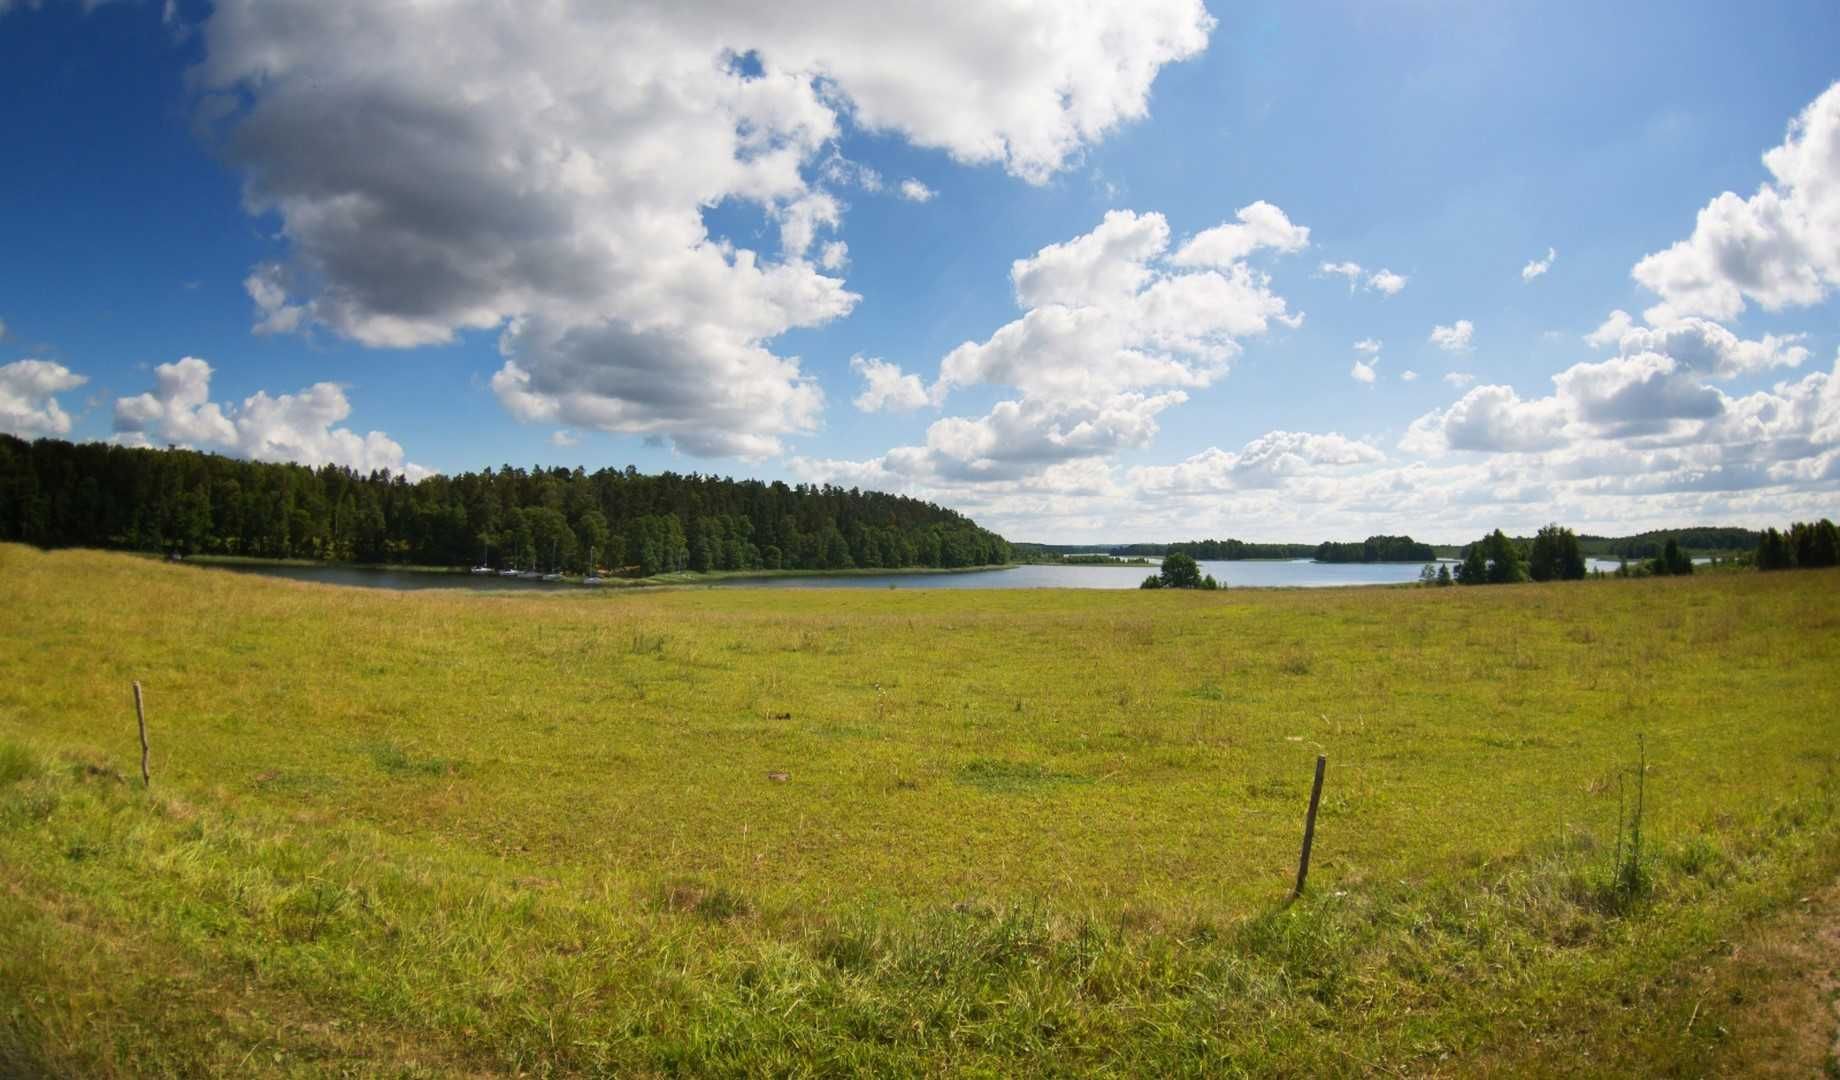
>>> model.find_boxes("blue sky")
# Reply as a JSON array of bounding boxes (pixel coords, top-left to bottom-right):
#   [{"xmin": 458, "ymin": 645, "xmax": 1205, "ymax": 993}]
[{"xmin": 2, "ymin": 0, "xmax": 1837, "ymax": 542}]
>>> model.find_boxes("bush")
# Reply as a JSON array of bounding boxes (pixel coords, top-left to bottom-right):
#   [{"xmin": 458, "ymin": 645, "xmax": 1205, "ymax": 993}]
[
  {"xmin": 1159, "ymin": 551, "xmax": 1203, "ymax": 589},
  {"xmin": 1143, "ymin": 553, "xmax": 1214, "ymax": 590}
]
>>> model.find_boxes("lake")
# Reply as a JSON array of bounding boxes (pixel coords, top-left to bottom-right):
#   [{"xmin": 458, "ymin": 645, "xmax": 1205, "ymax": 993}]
[
  {"xmin": 202, "ymin": 558, "xmax": 1460, "ymax": 591},
  {"xmin": 201, "ymin": 563, "xmax": 584, "ymax": 592}
]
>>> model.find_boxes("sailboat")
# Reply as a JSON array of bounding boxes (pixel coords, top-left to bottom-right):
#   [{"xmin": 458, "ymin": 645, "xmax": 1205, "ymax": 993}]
[
  {"xmin": 471, "ymin": 542, "xmax": 494, "ymax": 575},
  {"xmin": 583, "ymin": 546, "xmax": 604, "ymax": 585},
  {"xmin": 541, "ymin": 539, "xmax": 563, "ymax": 581}
]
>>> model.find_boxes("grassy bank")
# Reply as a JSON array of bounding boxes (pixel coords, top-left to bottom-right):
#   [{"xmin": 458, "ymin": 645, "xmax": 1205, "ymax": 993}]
[{"xmin": 1, "ymin": 543, "xmax": 1836, "ymax": 1075}]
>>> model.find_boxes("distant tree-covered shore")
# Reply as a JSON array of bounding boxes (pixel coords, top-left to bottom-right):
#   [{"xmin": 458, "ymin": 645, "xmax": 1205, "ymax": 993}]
[
  {"xmin": 0, "ymin": 436, "xmax": 1011, "ymax": 576},
  {"xmin": 1019, "ymin": 535, "xmax": 1434, "ymax": 563}
]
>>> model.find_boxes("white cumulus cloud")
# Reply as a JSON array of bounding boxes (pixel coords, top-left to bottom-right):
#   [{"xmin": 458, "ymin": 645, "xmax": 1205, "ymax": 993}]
[
  {"xmin": 112, "ymin": 357, "xmax": 429, "ymax": 478},
  {"xmin": 798, "ymin": 204, "xmax": 1303, "ymax": 491},
  {"xmin": 938, "ymin": 208, "xmax": 1301, "ymax": 405},
  {"xmin": 850, "ymin": 355, "xmax": 931, "ymax": 413},
  {"xmin": 1584, "ymin": 309, "xmax": 1637, "ymax": 349},
  {"xmin": 194, "ymin": 0, "xmax": 1214, "ymax": 458},
  {"xmin": 1632, "ymin": 81, "xmax": 1840, "ymax": 322},
  {"xmin": 897, "ymin": 178, "xmax": 937, "ymax": 203},
  {"xmin": 0, "ymin": 359, "xmax": 87, "ymax": 438},
  {"xmin": 1170, "ymin": 200, "xmax": 1310, "ymax": 266}
]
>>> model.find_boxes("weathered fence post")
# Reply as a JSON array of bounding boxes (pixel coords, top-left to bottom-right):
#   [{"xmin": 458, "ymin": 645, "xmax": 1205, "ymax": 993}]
[
  {"xmin": 133, "ymin": 681, "xmax": 150, "ymax": 788},
  {"xmin": 1293, "ymin": 754, "xmax": 1326, "ymax": 899}
]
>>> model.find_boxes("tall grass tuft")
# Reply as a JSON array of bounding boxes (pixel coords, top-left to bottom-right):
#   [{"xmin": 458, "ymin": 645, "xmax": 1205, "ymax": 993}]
[
  {"xmin": 1601, "ymin": 734, "xmax": 1653, "ymax": 910},
  {"xmin": 0, "ymin": 740, "xmax": 38, "ymax": 786}
]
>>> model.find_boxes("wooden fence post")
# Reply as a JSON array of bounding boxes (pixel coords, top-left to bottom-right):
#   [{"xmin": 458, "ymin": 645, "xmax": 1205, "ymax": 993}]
[
  {"xmin": 133, "ymin": 681, "xmax": 150, "ymax": 788},
  {"xmin": 1293, "ymin": 754, "xmax": 1326, "ymax": 899}
]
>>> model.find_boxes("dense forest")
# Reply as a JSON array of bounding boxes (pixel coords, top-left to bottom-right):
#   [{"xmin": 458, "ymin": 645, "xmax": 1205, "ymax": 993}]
[
  {"xmin": 1577, "ymin": 526, "xmax": 1760, "ymax": 559},
  {"xmin": 1032, "ymin": 539, "xmax": 1374, "ymax": 561},
  {"xmin": 0, "ymin": 436, "xmax": 1011, "ymax": 576},
  {"xmin": 1312, "ymin": 535, "xmax": 1437, "ymax": 563},
  {"xmin": 1164, "ymin": 539, "xmax": 1316, "ymax": 560},
  {"xmin": 1105, "ymin": 535, "xmax": 1434, "ymax": 562}
]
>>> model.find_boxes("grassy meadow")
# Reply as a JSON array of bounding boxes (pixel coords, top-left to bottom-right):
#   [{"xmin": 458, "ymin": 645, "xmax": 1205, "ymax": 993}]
[{"xmin": 1, "ymin": 543, "xmax": 1837, "ymax": 1075}]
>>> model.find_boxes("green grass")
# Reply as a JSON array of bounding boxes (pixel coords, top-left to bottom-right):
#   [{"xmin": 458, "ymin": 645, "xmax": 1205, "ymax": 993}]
[{"xmin": 0, "ymin": 543, "xmax": 1836, "ymax": 1075}]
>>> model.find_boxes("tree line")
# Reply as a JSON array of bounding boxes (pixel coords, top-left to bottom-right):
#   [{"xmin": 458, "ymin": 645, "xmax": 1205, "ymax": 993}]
[
  {"xmin": 1755, "ymin": 520, "xmax": 1839, "ymax": 571},
  {"xmin": 1313, "ymin": 535, "xmax": 1437, "ymax": 563},
  {"xmin": 0, "ymin": 435, "xmax": 1012, "ymax": 576},
  {"xmin": 1445, "ymin": 524, "xmax": 1690, "ymax": 586},
  {"xmin": 1578, "ymin": 526, "xmax": 1758, "ymax": 560},
  {"xmin": 1029, "ymin": 535, "xmax": 1435, "ymax": 562}
]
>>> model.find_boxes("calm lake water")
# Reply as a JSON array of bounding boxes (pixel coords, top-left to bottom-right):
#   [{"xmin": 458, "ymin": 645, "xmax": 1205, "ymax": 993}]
[
  {"xmin": 711, "ymin": 560, "xmax": 1455, "ymax": 590},
  {"xmin": 204, "ymin": 558, "xmax": 1459, "ymax": 592},
  {"xmin": 203, "ymin": 563, "xmax": 584, "ymax": 592}
]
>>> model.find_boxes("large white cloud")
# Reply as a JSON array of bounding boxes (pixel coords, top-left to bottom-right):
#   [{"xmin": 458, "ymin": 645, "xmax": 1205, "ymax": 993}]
[
  {"xmin": 1604, "ymin": 317, "xmax": 1806, "ymax": 380},
  {"xmin": 0, "ymin": 359, "xmax": 86, "ymax": 438},
  {"xmin": 795, "ymin": 203, "xmax": 1307, "ymax": 497},
  {"xmin": 1401, "ymin": 384, "xmax": 1569, "ymax": 454},
  {"xmin": 1633, "ymin": 81, "xmax": 1840, "ymax": 321},
  {"xmin": 194, "ymin": 0, "xmax": 1213, "ymax": 457},
  {"xmin": 937, "ymin": 208, "xmax": 1301, "ymax": 404},
  {"xmin": 112, "ymin": 357, "xmax": 429, "ymax": 478},
  {"xmin": 1402, "ymin": 319, "xmax": 1820, "ymax": 456}
]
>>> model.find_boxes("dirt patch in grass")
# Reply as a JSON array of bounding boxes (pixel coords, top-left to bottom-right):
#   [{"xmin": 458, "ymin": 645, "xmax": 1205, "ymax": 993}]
[{"xmin": 1703, "ymin": 876, "xmax": 1840, "ymax": 1077}]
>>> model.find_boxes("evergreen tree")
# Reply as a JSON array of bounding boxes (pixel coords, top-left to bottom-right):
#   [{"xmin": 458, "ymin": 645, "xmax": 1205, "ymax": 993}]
[
  {"xmin": 1527, "ymin": 523, "xmax": 1586, "ymax": 581},
  {"xmin": 1456, "ymin": 543, "xmax": 1489, "ymax": 585}
]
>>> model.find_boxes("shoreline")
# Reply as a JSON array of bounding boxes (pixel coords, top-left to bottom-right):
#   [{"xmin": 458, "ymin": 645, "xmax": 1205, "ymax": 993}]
[{"xmin": 164, "ymin": 552, "xmax": 1019, "ymax": 587}]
